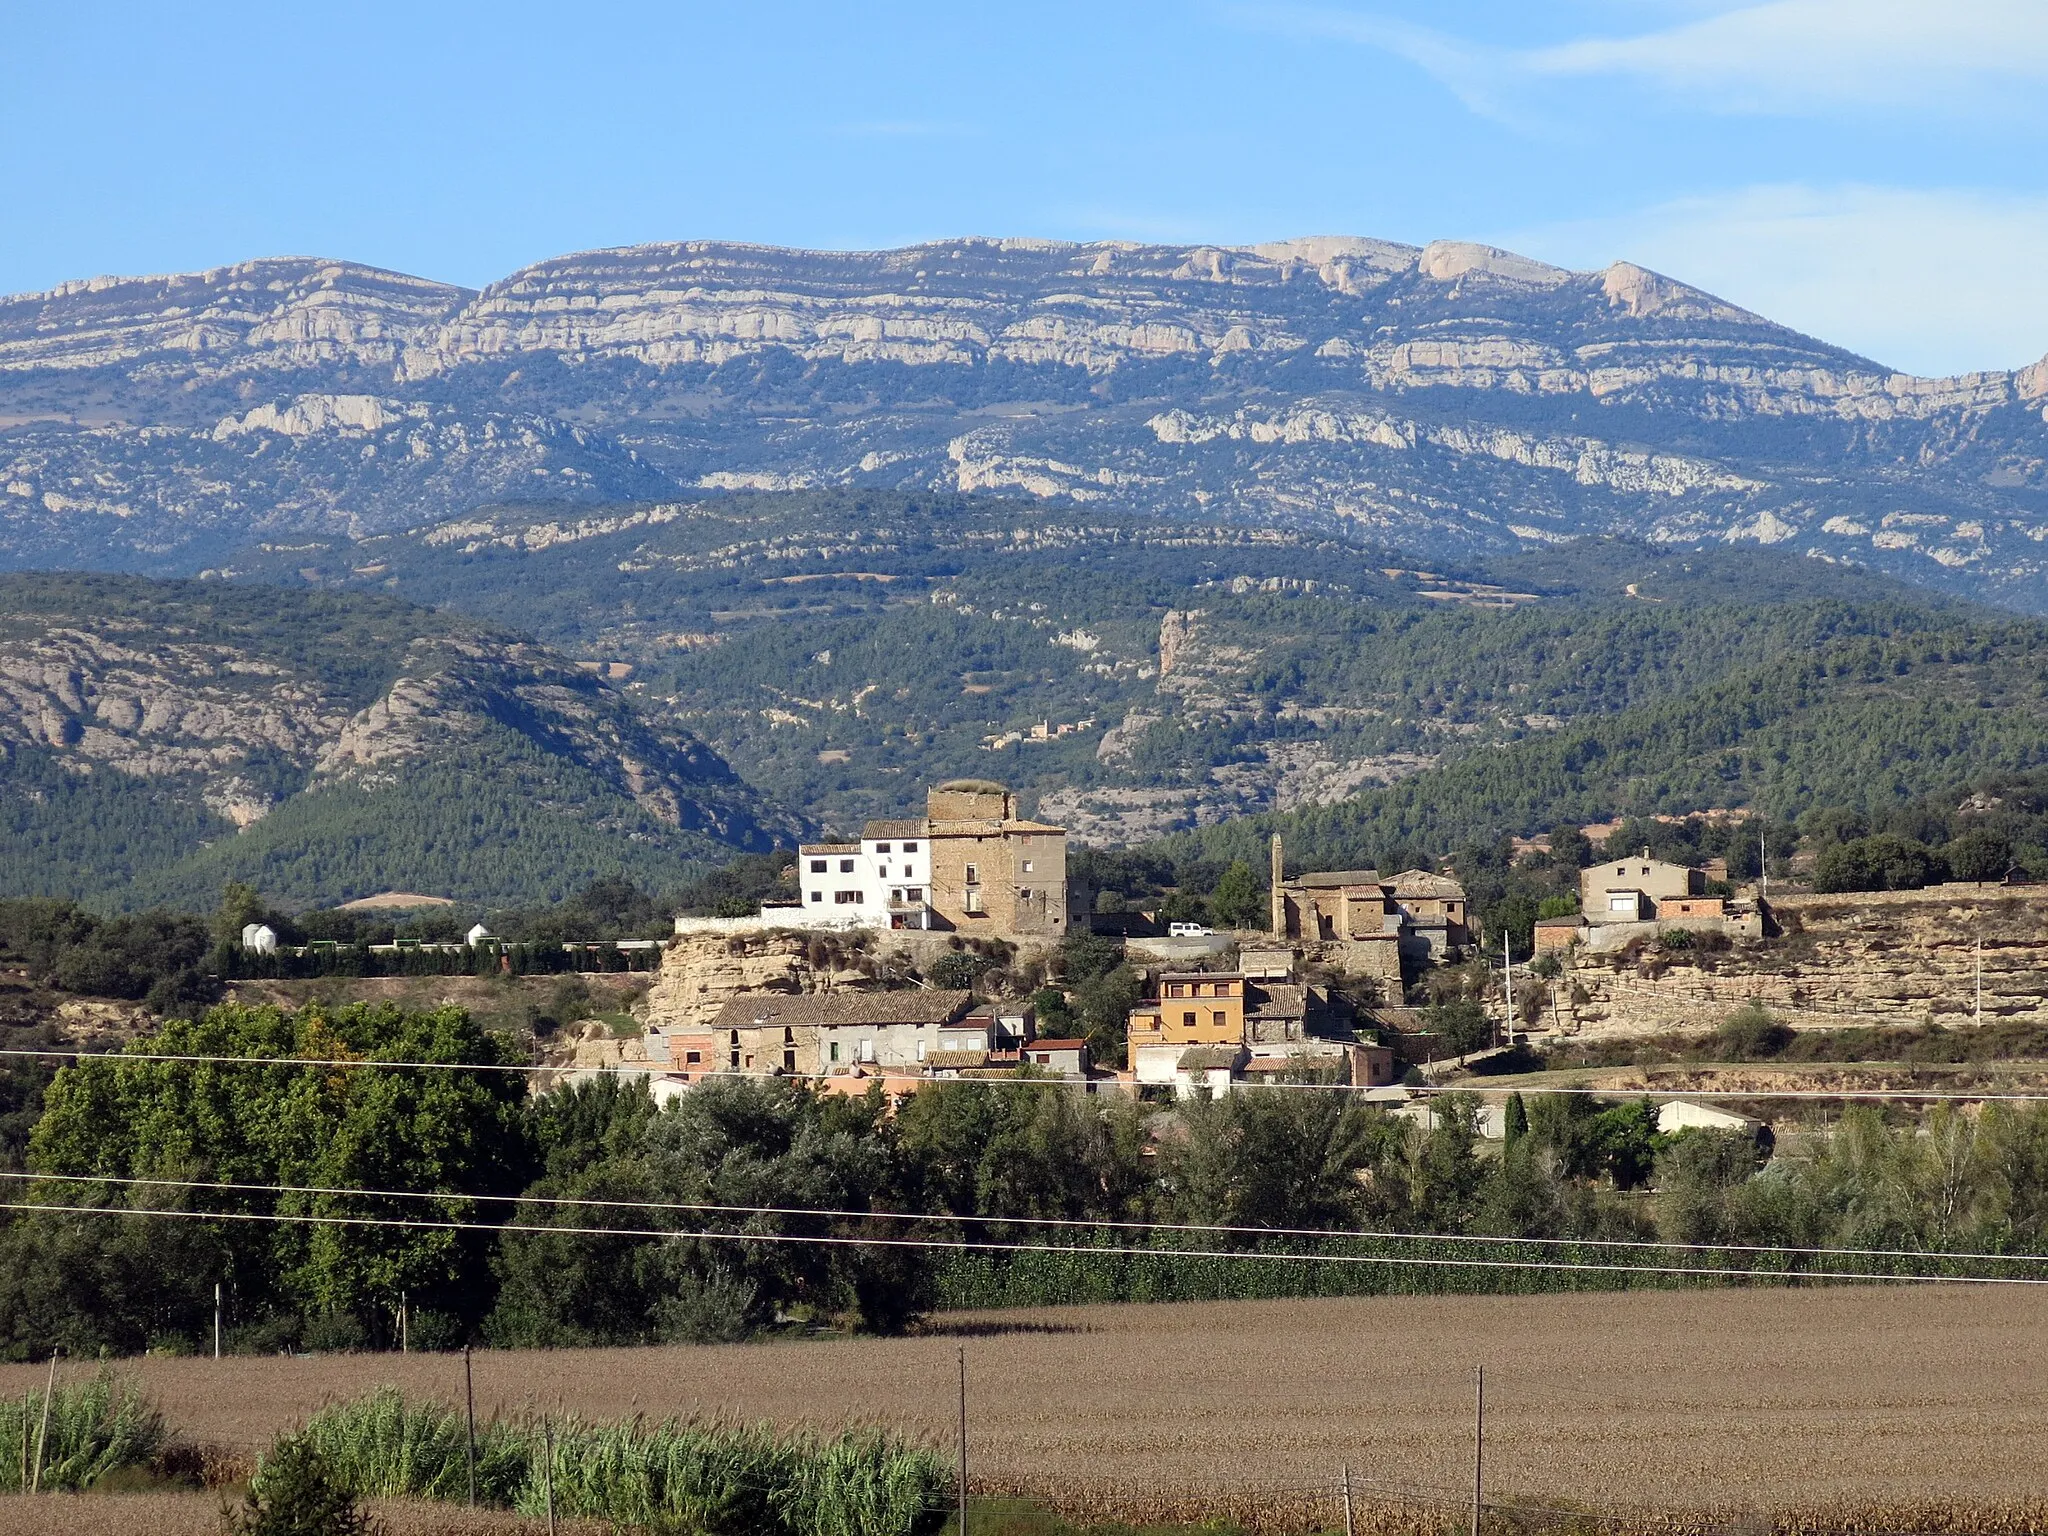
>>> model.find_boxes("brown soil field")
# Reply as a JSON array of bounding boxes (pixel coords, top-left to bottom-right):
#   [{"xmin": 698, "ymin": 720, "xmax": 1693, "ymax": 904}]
[{"xmin": 6, "ymin": 1288, "xmax": 2048, "ymax": 1517}]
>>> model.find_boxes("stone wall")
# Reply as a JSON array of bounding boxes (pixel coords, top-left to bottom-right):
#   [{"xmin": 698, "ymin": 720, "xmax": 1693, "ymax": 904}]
[{"xmin": 1535, "ymin": 886, "xmax": 2048, "ymax": 1041}]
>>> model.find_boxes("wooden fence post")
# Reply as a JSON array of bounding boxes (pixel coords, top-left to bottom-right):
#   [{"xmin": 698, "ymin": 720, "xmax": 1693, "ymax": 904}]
[{"xmin": 29, "ymin": 1350, "xmax": 58, "ymax": 1495}]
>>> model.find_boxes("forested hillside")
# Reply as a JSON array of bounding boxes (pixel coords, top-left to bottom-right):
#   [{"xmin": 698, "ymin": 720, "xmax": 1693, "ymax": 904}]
[
  {"xmin": 218, "ymin": 490, "xmax": 2037, "ymax": 852},
  {"xmin": 0, "ymin": 575, "xmax": 789, "ymax": 909}
]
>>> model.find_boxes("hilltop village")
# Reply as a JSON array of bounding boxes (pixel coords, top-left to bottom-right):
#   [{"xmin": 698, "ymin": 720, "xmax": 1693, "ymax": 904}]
[{"xmin": 535, "ymin": 776, "xmax": 2015, "ymax": 1130}]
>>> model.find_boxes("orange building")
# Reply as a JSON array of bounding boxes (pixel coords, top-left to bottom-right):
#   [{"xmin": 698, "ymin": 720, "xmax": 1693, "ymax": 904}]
[{"xmin": 1126, "ymin": 972, "xmax": 1246, "ymax": 1067}]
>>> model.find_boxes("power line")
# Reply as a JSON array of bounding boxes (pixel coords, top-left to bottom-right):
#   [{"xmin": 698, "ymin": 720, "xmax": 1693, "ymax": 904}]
[
  {"xmin": 7, "ymin": 1169, "xmax": 2045, "ymax": 1271},
  {"xmin": 8, "ymin": 1045, "xmax": 2048, "ymax": 1104},
  {"xmin": 9, "ymin": 1199, "xmax": 2047, "ymax": 1285}
]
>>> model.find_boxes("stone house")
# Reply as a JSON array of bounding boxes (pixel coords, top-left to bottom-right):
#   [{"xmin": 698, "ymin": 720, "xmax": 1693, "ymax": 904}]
[
  {"xmin": 707, "ymin": 989, "xmax": 973, "ymax": 1075},
  {"xmin": 1582, "ymin": 850, "xmax": 1703, "ymax": 924},
  {"xmin": 793, "ymin": 781, "xmax": 1069, "ymax": 938}
]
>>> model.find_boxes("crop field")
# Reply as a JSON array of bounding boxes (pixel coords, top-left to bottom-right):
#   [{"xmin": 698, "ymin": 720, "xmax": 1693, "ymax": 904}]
[{"xmin": 6, "ymin": 1286, "xmax": 2048, "ymax": 1530}]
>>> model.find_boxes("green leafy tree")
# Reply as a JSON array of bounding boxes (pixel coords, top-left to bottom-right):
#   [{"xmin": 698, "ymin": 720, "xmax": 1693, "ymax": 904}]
[
  {"xmin": 1209, "ymin": 860, "xmax": 1266, "ymax": 930},
  {"xmin": 1503, "ymin": 1092, "xmax": 1529, "ymax": 1145},
  {"xmin": 27, "ymin": 1002, "xmax": 533, "ymax": 1343}
]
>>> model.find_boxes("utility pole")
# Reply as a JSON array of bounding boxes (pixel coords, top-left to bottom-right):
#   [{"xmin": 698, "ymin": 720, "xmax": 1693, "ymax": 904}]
[
  {"xmin": 214, "ymin": 1283, "xmax": 222, "ymax": 1361},
  {"xmin": 542, "ymin": 1419, "xmax": 557, "ymax": 1536},
  {"xmin": 463, "ymin": 1346, "xmax": 478, "ymax": 1508},
  {"xmin": 1976, "ymin": 936, "xmax": 1984, "ymax": 1028},
  {"xmin": 1471, "ymin": 1365, "xmax": 1484, "ymax": 1536},
  {"xmin": 1341, "ymin": 1464, "xmax": 1356, "ymax": 1536},
  {"xmin": 30, "ymin": 1350, "xmax": 57, "ymax": 1496},
  {"xmin": 957, "ymin": 1346, "xmax": 969, "ymax": 1536},
  {"xmin": 1759, "ymin": 828, "xmax": 1768, "ymax": 905},
  {"xmin": 1501, "ymin": 930, "xmax": 1512, "ymax": 1046}
]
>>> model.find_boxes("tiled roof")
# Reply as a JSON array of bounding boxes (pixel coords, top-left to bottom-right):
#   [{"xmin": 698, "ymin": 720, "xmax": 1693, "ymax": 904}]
[
  {"xmin": 1028, "ymin": 1038, "xmax": 1087, "ymax": 1051},
  {"xmin": 1246, "ymin": 983, "xmax": 1307, "ymax": 1021},
  {"xmin": 925, "ymin": 1050, "xmax": 990, "ymax": 1070},
  {"xmin": 711, "ymin": 990, "xmax": 973, "ymax": 1030},
  {"xmin": 1390, "ymin": 869, "xmax": 1466, "ymax": 899},
  {"xmin": 1177, "ymin": 1045, "xmax": 1247, "ymax": 1071},
  {"xmin": 1001, "ymin": 819, "xmax": 1066, "ymax": 834},
  {"xmin": 799, "ymin": 842, "xmax": 860, "ymax": 855},
  {"xmin": 1285, "ymin": 869, "xmax": 1384, "ymax": 889},
  {"xmin": 862, "ymin": 819, "xmax": 930, "ymax": 839}
]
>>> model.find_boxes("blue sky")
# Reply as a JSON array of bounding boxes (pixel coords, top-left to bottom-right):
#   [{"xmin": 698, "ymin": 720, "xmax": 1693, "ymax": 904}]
[{"xmin": 4, "ymin": 1, "xmax": 2045, "ymax": 376}]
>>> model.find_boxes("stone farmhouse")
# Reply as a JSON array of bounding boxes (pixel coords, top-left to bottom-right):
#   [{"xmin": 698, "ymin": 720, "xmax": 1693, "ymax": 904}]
[
  {"xmin": 794, "ymin": 780, "xmax": 1070, "ymax": 938},
  {"xmin": 1266, "ymin": 835, "xmax": 1473, "ymax": 978}
]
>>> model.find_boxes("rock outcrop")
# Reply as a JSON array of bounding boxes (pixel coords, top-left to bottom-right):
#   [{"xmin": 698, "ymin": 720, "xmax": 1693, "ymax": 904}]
[{"xmin": 1, "ymin": 236, "xmax": 2045, "ymax": 606}]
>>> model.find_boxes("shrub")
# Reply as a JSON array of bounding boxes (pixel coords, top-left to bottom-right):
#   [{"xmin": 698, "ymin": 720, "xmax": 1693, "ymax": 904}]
[
  {"xmin": 1814, "ymin": 834, "xmax": 1946, "ymax": 893},
  {"xmin": 224, "ymin": 1433, "xmax": 379, "ymax": 1536},
  {"xmin": 293, "ymin": 1389, "xmax": 950, "ymax": 1536},
  {"xmin": 0, "ymin": 1369, "xmax": 165, "ymax": 1493},
  {"xmin": 1714, "ymin": 1003, "xmax": 1795, "ymax": 1061}
]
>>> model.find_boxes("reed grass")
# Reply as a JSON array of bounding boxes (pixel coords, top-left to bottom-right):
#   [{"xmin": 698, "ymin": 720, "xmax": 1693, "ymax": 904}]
[
  {"xmin": 0, "ymin": 1368, "xmax": 166, "ymax": 1493},
  {"xmin": 295, "ymin": 1387, "xmax": 952, "ymax": 1536}
]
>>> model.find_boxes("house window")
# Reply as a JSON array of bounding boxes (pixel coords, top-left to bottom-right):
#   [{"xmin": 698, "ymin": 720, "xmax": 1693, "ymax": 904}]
[
  {"xmin": 965, "ymin": 863, "xmax": 980, "ymax": 884},
  {"xmin": 965, "ymin": 889, "xmax": 983, "ymax": 914},
  {"xmin": 1609, "ymin": 895, "xmax": 1635, "ymax": 912},
  {"xmin": 903, "ymin": 841, "xmax": 918, "ymax": 852},
  {"xmin": 830, "ymin": 1041, "xmax": 841, "ymax": 1063},
  {"xmin": 809, "ymin": 890, "xmax": 822, "ymax": 903},
  {"xmin": 1182, "ymin": 1011, "xmax": 1196, "ymax": 1026},
  {"xmin": 836, "ymin": 890, "xmax": 862, "ymax": 904},
  {"xmin": 859, "ymin": 1038, "xmax": 875, "ymax": 1063},
  {"xmin": 840, "ymin": 858, "xmax": 856, "ymax": 873},
  {"xmin": 811, "ymin": 859, "xmax": 827, "ymax": 873},
  {"xmin": 892, "ymin": 888, "xmax": 904, "ymax": 903},
  {"xmin": 1167, "ymin": 983, "xmax": 1184, "ymax": 997},
  {"xmin": 906, "ymin": 887, "xmax": 924, "ymax": 902},
  {"xmin": 876, "ymin": 842, "xmax": 892, "ymax": 853},
  {"xmin": 1022, "ymin": 859, "xmax": 1034, "ymax": 873},
  {"xmin": 1212, "ymin": 1010, "xmax": 1227, "ymax": 1027},
  {"xmin": 685, "ymin": 1050, "xmax": 701, "ymax": 1065},
  {"xmin": 1019, "ymin": 888, "xmax": 1032, "ymax": 901}
]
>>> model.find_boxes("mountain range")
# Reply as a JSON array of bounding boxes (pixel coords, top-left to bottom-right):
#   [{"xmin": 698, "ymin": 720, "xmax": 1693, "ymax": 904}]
[
  {"xmin": 0, "ymin": 573, "xmax": 787, "ymax": 909},
  {"xmin": 3, "ymin": 236, "xmax": 2046, "ymax": 609}
]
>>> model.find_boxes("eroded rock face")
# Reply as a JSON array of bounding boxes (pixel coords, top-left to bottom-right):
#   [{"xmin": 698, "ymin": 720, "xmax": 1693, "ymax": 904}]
[
  {"xmin": 642, "ymin": 930, "xmax": 870, "ymax": 1032},
  {"xmin": 0, "ymin": 585, "xmax": 781, "ymax": 849},
  {"xmin": 1544, "ymin": 886, "xmax": 2048, "ymax": 1042},
  {"xmin": 3, "ymin": 236, "xmax": 2047, "ymax": 605}
]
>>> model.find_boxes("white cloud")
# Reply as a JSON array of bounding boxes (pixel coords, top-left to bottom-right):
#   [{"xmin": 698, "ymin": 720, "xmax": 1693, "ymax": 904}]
[
  {"xmin": 1528, "ymin": 0, "xmax": 2048, "ymax": 111},
  {"xmin": 1502, "ymin": 184, "xmax": 2048, "ymax": 376},
  {"xmin": 1243, "ymin": 0, "xmax": 2048, "ymax": 119}
]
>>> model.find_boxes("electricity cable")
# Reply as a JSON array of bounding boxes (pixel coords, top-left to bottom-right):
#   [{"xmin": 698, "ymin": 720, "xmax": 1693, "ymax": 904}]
[
  {"xmin": 8, "ymin": 1200, "xmax": 2048, "ymax": 1284},
  {"xmin": 5, "ymin": 1046, "xmax": 2048, "ymax": 1103},
  {"xmin": 6, "ymin": 1169, "xmax": 2043, "ymax": 1271}
]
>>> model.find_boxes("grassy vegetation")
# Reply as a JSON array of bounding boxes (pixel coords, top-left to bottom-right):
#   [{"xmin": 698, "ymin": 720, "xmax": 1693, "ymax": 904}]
[
  {"xmin": 0, "ymin": 1370, "xmax": 165, "ymax": 1493},
  {"xmin": 297, "ymin": 1387, "xmax": 952, "ymax": 1536}
]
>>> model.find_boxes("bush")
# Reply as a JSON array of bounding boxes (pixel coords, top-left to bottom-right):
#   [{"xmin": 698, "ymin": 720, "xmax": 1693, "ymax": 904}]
[
  {"xmin": 225, "ymin": 1433, "xmax": 379, "ymax": 1536},
  {"xmin": 0, "ymin": 1369, "xmax": 166, "ymax": 1493},
  {"xmin": 1713, "ymin": 1004, "xmax": 1795, "ymax": 1061},
  {"xmin": 292, "ymin": 1389, "xmax": 951, "ymax": 1536},
  {"xmin": 1814, "ymin": 834, "xmax": 1947, "ymax": 893}
]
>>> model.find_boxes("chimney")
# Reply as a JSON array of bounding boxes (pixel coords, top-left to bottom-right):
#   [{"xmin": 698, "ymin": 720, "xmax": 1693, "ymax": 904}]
[{"xmin": 1269, "ymin": 832, "xmax": 1285, "ymax": 936}]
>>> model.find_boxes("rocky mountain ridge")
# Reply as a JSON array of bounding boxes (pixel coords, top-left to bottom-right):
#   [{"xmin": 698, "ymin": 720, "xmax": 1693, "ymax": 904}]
[
  {"xmin": 0, "ymin": 574, "xmax": 789, "ymax": 907},
  {"xmin": 3, "ymin": 236, "xmax": 2047, "ymax": 604}
]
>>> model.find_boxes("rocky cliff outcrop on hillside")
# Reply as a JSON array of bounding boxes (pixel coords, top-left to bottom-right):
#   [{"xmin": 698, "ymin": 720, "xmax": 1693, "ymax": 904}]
[
  {"xmin": 642, "ymin": 930, "xmax": 873, "ymax": 1032},
  {"xmin": 2, "ymin": 237, "xmax": 2045, "ymax": 606},
  {"xmin": 1547, "ymin": 886, "xmax": 2048, "ymax": 1040}
]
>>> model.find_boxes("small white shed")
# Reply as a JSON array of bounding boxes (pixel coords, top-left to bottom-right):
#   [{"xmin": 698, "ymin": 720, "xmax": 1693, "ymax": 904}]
[{"xmin": 240, "ymin": 923, "xmax": 278, "ymax": 955}]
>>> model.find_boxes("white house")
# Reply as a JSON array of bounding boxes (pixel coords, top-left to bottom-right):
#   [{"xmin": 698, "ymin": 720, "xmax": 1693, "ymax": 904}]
[
  {"xmin": 1656, "ymin": 1100, "xmax": 1767, "ymax": 1137},
  {"xmin": 240, "ymin": 923, "xmax": 278, "ymax": 955},
  {"xmin": 466, "ymin": 923, "xmax": 494, "ymax": 946},
  {"xmin": 796, "ymin": 819, "xmax": 933, "ymax": 929}
]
